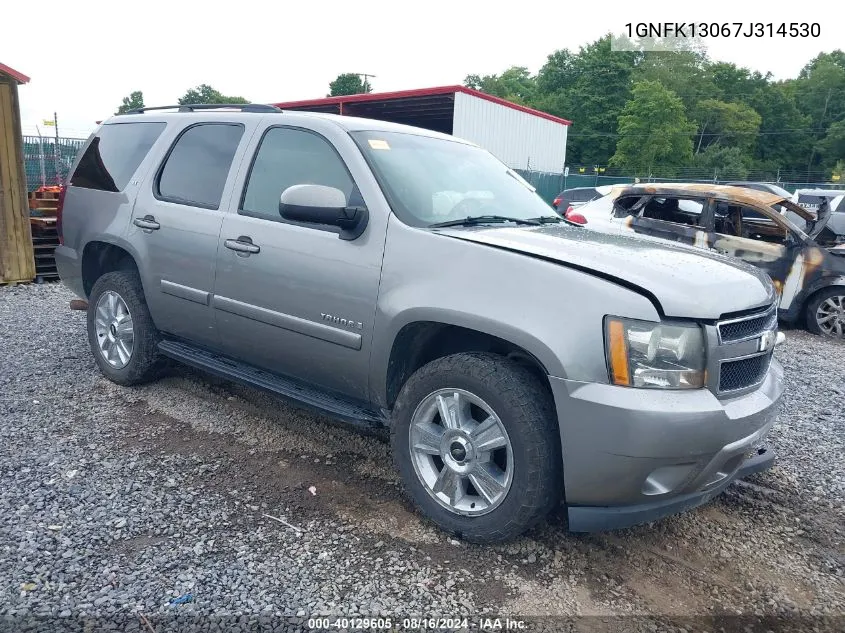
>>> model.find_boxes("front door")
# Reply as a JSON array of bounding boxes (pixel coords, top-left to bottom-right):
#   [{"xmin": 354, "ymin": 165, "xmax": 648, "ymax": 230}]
[
  {"xmin": 212, "ymin": 124, "xmax": 386, "ymax": 400},
  {"xmin": 710, "ymin": 202, "xmax": 805, "ymax": 310},
  {"xmin": 129, "ymin": 121, "xmax": 253, "ymax": 347}
]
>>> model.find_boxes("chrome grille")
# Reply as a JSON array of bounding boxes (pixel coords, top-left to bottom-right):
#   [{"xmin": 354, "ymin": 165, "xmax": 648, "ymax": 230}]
[
  {"xmin": 718, "ymin": 306, "xmax": 778, "ymax": 343},
  {"xmin": 719, "ymin": 352, "xmax": 773, "ymax": 392}
]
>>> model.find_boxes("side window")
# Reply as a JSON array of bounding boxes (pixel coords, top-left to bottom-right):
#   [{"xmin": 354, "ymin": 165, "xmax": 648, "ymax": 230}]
[
  {"xmin": 70, "ymin": 122, "xmax": 166, "ymax": 192},
  {"xmin": 714, "ymin": 204, "xmax": 789, "ymax": 245},
  {"xmin": 241, "ymin": 127, "xmax": 354, "ymax": 222},
  {"xmin": 156, "ymin": 124, "xmax": 244, "ymax": 209},
  {"xmin": 640, "ymin": 197, "xmax": 704, "ymax": 227}
]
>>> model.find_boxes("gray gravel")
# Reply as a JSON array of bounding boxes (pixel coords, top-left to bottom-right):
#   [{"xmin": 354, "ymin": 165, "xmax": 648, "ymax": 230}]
[{"xmin": 0, "ymin": 282, "xmax": 843, "ymax": 632}]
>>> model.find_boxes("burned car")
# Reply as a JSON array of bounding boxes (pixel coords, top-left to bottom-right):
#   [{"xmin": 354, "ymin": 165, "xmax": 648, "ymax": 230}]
[{"xmin": 574, "ymin": 184, "xmax": 845, "ymax": 339}]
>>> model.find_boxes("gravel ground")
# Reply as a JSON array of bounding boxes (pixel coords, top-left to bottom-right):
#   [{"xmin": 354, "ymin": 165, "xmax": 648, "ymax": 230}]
[{"xmin": 0, "ymin": 282, "xmax": 843, "ymax": 632}]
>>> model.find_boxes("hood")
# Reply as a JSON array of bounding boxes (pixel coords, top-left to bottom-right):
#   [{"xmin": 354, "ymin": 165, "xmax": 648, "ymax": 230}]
[{"xmin": 435, "ymin": 224, "xmax": 775, "ymax": 320}]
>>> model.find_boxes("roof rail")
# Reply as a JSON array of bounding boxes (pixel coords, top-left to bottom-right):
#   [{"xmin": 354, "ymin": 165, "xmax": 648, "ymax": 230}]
[{"xmin": 124, "ymin": 103, "xmax": 282, "ymax": 114}]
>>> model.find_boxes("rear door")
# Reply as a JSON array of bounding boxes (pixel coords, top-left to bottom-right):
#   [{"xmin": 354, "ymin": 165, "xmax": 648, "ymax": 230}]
[{"xmin": 128, "ymin": 119, "xmax": 257, "ymax": 347}]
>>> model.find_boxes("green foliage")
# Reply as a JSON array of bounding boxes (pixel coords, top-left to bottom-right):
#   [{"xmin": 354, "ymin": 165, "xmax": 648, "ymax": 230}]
[
  {"xmin": 178, "ymin": 84, "xmax": 247, "ymax": 105},
  {"xmin": 693, "ymin": 99, "xmax": 761, "ymax": 153},
  {"xmin": 328, "ymin": 73, "xmax": 372, "ymax": 97},
  {"xmin": 610, "ymin": 81, "xmax": 696, "ymax": 175},
  {"xmin": 464, "ymin": 38, "xmax": 845, "ymax": 180},
  {"xmin": 464, "ymin": 67, "xmax": 535, "ymax": 104},
  {"xmin": 536, "ymin": 36, "xmax": 638, "ymax": 164},
  {"xmin": 691, "ymin": 144, "xmax": 751, "ymax": 179},
  {"xmin": 117, "ymin": 91, "xmax": 144, "ymax": 114}
]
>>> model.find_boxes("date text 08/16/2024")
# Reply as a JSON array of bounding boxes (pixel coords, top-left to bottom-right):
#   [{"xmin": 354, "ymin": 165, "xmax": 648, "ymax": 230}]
[{"xmin": 307, "ymin": 617, "xmax": 528, "ymax": 630}]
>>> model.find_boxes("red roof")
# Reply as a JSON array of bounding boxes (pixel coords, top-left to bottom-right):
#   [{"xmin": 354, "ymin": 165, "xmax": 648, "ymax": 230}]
[
  {"xmin": 273, "ymin": 85, "xmax": 571, "ymax": 126},
  {"xmin": 0, "ymin": 62, "xmax": 30, "ymax": 84}
]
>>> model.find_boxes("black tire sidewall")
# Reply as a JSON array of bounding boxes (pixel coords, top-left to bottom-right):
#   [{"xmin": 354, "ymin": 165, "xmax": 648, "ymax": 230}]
[
  {"xmin": 87, "ymin": 270, "xmax": 162, "ymax": 385},
  {"xmin": 805, "ymin": 287, "xmax": 845, "ymax": 337},
  {"xmin": 391, "ymin": 353, "xmax": 561, "ymax": 542}
]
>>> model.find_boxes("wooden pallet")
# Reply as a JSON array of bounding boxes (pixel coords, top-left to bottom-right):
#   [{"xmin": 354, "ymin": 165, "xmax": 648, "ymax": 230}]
[{"xmin": 29, "ymin": 217, "xmax": 60, "ymax": 280}]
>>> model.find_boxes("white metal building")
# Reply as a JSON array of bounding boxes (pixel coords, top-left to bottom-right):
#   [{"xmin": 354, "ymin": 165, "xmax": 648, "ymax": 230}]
[{"xmin": 273, "ymin": 85, "xmax": 570, "ymax": 174}]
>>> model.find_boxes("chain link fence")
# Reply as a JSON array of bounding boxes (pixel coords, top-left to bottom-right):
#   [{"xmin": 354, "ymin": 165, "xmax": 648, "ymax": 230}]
[{"xmin": 23, "ymin": 136, "xmax": 87, "ymax": 191}]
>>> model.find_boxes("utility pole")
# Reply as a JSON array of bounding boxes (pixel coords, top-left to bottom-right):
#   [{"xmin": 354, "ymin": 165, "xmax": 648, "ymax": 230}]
[
  {"xmin": 354, "ymin": 73, "xmax": 376, "ymax": 93},
  {"xmin": 53, "ymin": 112, "xmax": 60, "ymax": 185}
]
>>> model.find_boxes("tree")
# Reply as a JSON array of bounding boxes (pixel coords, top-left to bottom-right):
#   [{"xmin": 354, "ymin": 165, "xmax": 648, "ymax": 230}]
[
  {"xmin": 178, "ymin": 84, "xmax": 247, "ymax": 105},
  {"xmin": 535, "ymin": 36, "xmax": 639, "ymax": 164},
  {"xmin": 746, "ymin": 82, "xmax": 813, "ymax": 172},
  {"xmin": 328, "ymin": 73, "xmax": 372, "ymax": 97},
  {"xmin": 610, "ymin": 81, "xmax": 696, "ymax": 175},
  {"xmin": 464, "ymin": 66, "xmax": 536, "ymax": 104},
  {"xmin": 693, "ymin": 99, "xmax": 762, "ymax": 154},
  {"xmin": 818, "ymin": 120, "xmax": 845, "ymax": 170},
  {"xmin": 117, "ymin": 90, "xmax": 144, "ymax": 114},
  {"xmin": 635, "ymin": 49, "xmax": 715, "ymax": 113},
  {"xmin": 692, "ymin": 144, "xmax": 751, "ymax": 179},
  {"xmin": 709, "ymin": 62, "xmax": 770, "ymax": 103}
]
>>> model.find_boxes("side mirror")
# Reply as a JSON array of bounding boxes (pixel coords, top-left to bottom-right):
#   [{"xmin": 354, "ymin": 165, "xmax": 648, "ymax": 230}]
[{"xmin": 279, "ymin": 184, "xmax": 368, "ymax": 240}]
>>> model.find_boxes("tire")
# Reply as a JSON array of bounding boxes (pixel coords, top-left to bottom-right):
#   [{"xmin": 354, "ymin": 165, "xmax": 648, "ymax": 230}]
[
  {"xmin": 87, "ymin": 270, "xmax": 165, "ymax": 385},
  {"xmin": 804, "ymin": 286, "xmax": 845, "ymax": 339},
  {"xmin": 391, "ymin": 352, "xmax": 562, "ymax": 543}
]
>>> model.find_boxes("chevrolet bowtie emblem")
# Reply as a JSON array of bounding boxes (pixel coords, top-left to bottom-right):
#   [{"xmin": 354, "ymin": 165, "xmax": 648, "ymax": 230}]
[{"xmin": 758, "ymin": 330, "xmax": 777, "ymax": 353}]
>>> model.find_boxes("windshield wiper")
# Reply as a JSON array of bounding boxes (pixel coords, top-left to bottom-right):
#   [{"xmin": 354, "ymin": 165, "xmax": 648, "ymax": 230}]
[
  {"xmin": 429, "ymin": 215, "xmax": 541, "ymax": 228},
  {"xmin": 527, "ymin": 215, "xmax": 564, "ymax": 224}
]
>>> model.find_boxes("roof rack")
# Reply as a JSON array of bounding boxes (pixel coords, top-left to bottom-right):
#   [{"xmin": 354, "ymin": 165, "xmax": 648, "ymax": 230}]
[{"xmin": 124, "ymin": 103, "xmax": 282, "ymax": 114}]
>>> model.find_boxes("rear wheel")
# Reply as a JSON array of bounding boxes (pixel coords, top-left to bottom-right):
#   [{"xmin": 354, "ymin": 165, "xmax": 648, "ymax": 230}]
[
  {"xmin": 805, "ymin": 287, "xmax": 845, "ymax": 339},
  {"xmin": 391, "ymin": 352, "xmax": 562, "ymax": 543},
  {"xmin": 87, "ymin": 270, "xmax": 165, "ymax": 385}
]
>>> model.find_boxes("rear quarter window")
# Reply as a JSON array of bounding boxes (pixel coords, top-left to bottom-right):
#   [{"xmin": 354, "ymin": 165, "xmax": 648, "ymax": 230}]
[{"xmin": 70, "ymin": 122, "xmax": 166, "ymax": 192}]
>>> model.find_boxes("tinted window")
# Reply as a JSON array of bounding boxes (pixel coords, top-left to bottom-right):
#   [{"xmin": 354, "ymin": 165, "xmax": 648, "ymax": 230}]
[
  {"xmin": 570, "ymin": 189, "xmax": 597, "ymax": 202},
  {"xmin": 157, "ymin": 124, "xmax": 244, "ymax": 209},
  {"xmin": 70, "ymin": 122, "xmax": 166, "ymax": 192},
  {"xmin": 241, "ymin": 127, "xmax": 354, "ymax": 221}
]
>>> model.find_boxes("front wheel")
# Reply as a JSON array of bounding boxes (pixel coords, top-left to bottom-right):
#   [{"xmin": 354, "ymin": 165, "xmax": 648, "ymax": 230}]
[
  {"xmin": 391, "ymin": 352, "xmax": 562, "ymax": 543},
  {"xmin": 805, "ymin": 287, "xmax": 845, "ymax": 339}
]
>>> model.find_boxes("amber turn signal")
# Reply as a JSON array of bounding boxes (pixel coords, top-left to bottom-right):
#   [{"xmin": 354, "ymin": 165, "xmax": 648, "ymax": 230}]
[{"xmin": 607, "ymin": 319, "xmax": 631, "ymax": 386}]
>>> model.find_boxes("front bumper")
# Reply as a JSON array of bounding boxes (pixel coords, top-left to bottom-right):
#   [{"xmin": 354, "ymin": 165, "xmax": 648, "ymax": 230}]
[{"xmin": 549, "ymin": 358, "xmax": 784, "ymax": 531}]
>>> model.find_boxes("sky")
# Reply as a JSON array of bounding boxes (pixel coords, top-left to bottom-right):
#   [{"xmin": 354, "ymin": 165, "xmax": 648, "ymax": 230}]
[{"xmin": 2, "ymin": 0, "xmax": 839, "ymax": 139}]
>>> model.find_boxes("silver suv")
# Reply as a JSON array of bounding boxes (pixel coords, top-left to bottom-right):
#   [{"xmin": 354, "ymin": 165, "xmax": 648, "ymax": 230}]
[{"xmin": 55, "ymin": 104, "xmax": 784, "ymax": 542}]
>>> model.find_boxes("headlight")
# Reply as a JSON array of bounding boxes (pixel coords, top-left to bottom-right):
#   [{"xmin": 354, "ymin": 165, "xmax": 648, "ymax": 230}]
[{"xmin": 605, "ymin": 317, "xmax": 706, "ymax": 389}]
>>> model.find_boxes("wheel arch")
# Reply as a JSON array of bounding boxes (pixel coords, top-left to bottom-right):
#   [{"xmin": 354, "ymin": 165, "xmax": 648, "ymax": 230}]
[
  {"xmin": 380, "ymin": 318, "xmax": 557, "ymax": 410},
  {"xmin": 81, "ymin": 239, "xmax": 142, "ymax": 297}
]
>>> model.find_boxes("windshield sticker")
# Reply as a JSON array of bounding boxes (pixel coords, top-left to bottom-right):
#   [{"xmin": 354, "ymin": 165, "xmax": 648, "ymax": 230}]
[{"xmin": 368, "ymin": 139, "xmax": 390, "ymax": 150}]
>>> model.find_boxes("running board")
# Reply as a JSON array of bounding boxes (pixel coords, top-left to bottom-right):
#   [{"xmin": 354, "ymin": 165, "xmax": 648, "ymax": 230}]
[{"xmin": 158, "ymin": 339, "xmax": 387, "ymax": 430}]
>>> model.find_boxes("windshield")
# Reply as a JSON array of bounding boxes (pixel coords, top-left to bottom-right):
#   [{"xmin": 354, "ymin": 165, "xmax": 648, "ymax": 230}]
[{"xmin": 351, "ymin": 131, "xmax": 558, "ymax": 227}]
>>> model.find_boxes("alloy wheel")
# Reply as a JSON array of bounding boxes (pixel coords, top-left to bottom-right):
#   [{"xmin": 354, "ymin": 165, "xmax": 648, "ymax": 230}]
[
  {"xmin": 409, "ymin": 388, "xmax": 513, "ymax": 516},
  {"xmin": 816, "ymin": 294, "xmax": 845, "ymax": 338},
  {"xmin": 94, "ymin": 290, "xmax": 135, "ymax": 368}
]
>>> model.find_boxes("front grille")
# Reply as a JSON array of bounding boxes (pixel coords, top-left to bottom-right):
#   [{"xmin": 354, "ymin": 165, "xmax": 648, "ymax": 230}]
[
  {"xmin": 718, "ymin": 307, "xmax": 777, "ymax": 343},
  {"xmin": 719, "ymin": 352, "xmax": 772, "ymax": 392}
]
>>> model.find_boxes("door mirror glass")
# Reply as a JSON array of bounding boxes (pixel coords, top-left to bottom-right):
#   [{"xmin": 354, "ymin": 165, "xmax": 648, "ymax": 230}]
[{"xmin": 279, "ymin": 184, "xmax": 368, "ymax": 240}]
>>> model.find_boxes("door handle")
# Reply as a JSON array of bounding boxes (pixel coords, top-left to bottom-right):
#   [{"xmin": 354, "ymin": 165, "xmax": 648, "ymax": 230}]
[
  {"xmin": 133, "ymin": 215, "xmax": 160, "ymax": 231},
  {"xmin": 224, "ymin": 236, "xmax": 260, "ymax": 255}
]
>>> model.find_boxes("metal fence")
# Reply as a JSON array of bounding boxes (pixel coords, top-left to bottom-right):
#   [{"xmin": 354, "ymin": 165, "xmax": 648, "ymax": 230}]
[{"xmin": 22, "ymin": 136, "xmax": 87, "ymax": 191}]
